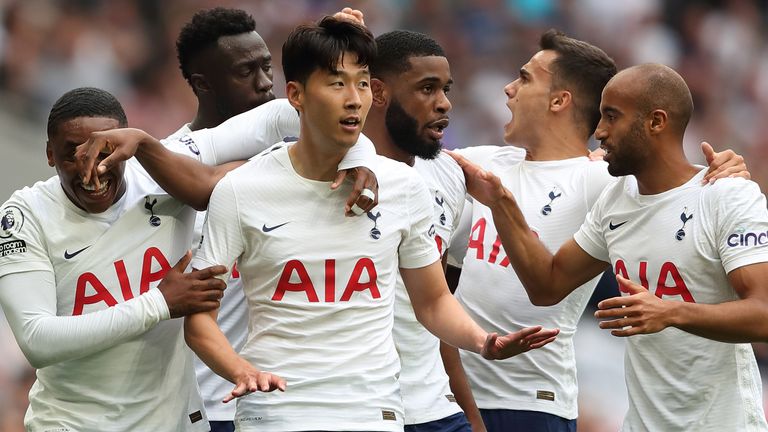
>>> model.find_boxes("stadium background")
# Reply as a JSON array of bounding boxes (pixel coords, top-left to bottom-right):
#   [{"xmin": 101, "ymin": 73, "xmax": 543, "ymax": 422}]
[{"xmin": 0, "ymin": 0, "xmax": 766, "ymax": 430}]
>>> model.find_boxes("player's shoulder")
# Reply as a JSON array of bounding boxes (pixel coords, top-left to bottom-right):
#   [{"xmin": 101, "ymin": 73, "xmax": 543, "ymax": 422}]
[
  {"xmin": 455, "ymin": 144, "xmax": 525, "ymax": 169},
  {"xmin": 703, "ymin": 176, "xmax": 764, "ymax": 205},
  {"xmin": 3, "ymin": 176, "xmax": 61, "ymax": 212}
]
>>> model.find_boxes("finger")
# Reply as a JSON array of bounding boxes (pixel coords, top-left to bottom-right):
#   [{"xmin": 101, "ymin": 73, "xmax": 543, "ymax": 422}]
[
  {"xmin": 611, "ymin": 326, "xmax": 643, "ymax": 337},
  {"xmin": 615, "ymin": 274, "xmax": 646, "ymax": 295},
  {"xmin": 224, "ymin": 382, "xmax": 248, "ymax": 403},
  {"xmin": 522, "ymin": 328, "xmax": 560, "ymax": 342},
  {"xmin": 481, "ymin": 332, "xmax": 498, "ymax": 358},
  {"xmin": 598, "ymin": 317, "xmax": 634, "ymax": 329},
  {"xmin": 172, "ymin": 250, "xmax": 193, "ymax": 272},
  {"xmin": 594, "ymin": 306, "xmax": 636, "ymax": 319},
  {"xmin": 77, "ymin": 136, "xmax": 103, "ymax": 184},
  {"xmin": 708, "ymin": 165, "xmax": 750, "ymax": 183},
  {"xmin": 191, "ymin": 264, "xmax": 229, "ymax": 279},
  {"xmin": 276, "ymin": 376, "xmax": 287, "ymax": 392},
  {"xmin": 331, "ymin": 169, "xmax": 347, "ymax": 190},
  {"xmin": 703, "ymin": 150, "xmax": 741, "ymax": 183},
  {"xmin": 511, "ymin": 325, "xmax": 544, "ymax": 340},
  {"xmin": 528, "ymin": 336, "xmax": 558, "ymax": 349},
  {"xmin": 95, "ymin": 152, "xmax": 123, "ymax": 177},
  {"xmin": 700, "ymin": 141, "xmax": 715, "ymax": 165}
]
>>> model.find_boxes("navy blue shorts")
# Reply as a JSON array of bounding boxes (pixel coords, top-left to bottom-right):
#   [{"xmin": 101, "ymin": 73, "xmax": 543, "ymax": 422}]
[
  {"xmin": 209, "ymin": 420, "xmax": 235, "ymax": 432},
  {"xmin": 480, "ymin": 409, "xmax": 576, "ymax": 432},
  {"xmin": 405, "ymin": 412, "xmax": 472, "ymax": 432}
]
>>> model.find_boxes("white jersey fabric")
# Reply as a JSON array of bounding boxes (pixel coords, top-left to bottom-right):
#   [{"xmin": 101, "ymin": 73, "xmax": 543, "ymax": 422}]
[
  {"xmin": 453, "ymin": 145, "xmax": 615, "ymax": 419},
  {"xmin": 393, "ymin": 152, "xmax": 466, "ymax": 424},
  {"xmin": 0, "ymin": 154, "xmax": 206, "ymax": 431},
  {"xmin": 574, "ymin": 169, "xmax": 768, "ymax": 431},
  {"xmin": 192, "ymin": 145, "xmax": 439, "ymax": 432},
  {"xmin": 166, "ymin": 123, "xmax": 249, "ymax": 422}
]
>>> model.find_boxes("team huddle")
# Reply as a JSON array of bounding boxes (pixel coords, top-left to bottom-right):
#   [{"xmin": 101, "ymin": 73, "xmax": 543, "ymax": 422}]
[{"xmin": 0, "ymin": 6, "xmax": 766, "ymax": 432}]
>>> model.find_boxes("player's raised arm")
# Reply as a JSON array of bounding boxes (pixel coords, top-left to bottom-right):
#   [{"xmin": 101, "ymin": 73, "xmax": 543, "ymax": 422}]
[{"xmin": 449, "ymin": 150, "xmax": 609, "ymax": 305}]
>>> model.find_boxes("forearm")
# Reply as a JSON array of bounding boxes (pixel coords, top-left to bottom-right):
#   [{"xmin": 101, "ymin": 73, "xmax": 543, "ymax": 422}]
[
  {"xmin": 490, "ymin": 194, "xmax": 575, "ymax": 305},
  {"xmin": 184, "ymin": 311, "xmax": 250, "ymax": 383},
  {"xmin": 670, "ymin": 298, "xmax": 768, "ymax": 343},
  {"xmin": 440, "ymin": 342, "xmax": 485, "ymax": 430},
  {"xmin": 0, "ymin": 271, "xmax": 169, "ymax": 368},
  {"xmin": 135, "ymin": 137, "xmax": 222, "ymax": 210},
  {"xmin": 416, "ymin": 290, "xmax": 486, "ymax": 353}
]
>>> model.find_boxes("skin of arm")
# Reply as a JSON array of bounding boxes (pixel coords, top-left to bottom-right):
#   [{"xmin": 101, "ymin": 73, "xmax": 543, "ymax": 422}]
[
  {"xmin": 596, "ymin": 264, "xmax": 768, "ymax": 342},
  {"xmin": 448, "ymin": 150, "xmax": 608, "ymax": 305},
  {"xmin": 400, "ymin": 261, "xmax": 559, "ymax": 359},
  {"xmin": 184, "ymin": 309, "xmax": 285, "ymax": 402}
]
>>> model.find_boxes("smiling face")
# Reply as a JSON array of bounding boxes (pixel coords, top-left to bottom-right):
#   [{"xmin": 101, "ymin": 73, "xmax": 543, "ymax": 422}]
[
  {"xmin": 203, "ymin": 31, "xmax": 275, "ymax": 118},
  {"xmin": 595, "ymin": 76, "xmax": 651, "ymax": 177},
  {"xmin": 383, "ymin": 55, "xmax": 452, "ymax": 160},
  {"xmin": 503, "ymin": 50, "xmax": 557, "ymax": 146},
  {"xmin": 47, "ymin": 116, "xmax": 126, "ymax": 213},
  {"xmin": 292, "ymin": 52, "xmax": 372, "ymax": 151}
]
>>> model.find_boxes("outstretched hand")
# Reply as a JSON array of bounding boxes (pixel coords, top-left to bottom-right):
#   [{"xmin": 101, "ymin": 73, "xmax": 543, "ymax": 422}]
[
  {"xmin": 224, "ymin": 364, "xmax": 286, "ymax": 403},
  {"xmin": 75, "ymin": 127, "xmax": 150, "ymax": 187},
  {"xmin": 332, "ymin": 166, "xmax": 378, "ymax": 216},
  {"xmin": 158, "ymin": 251, "xmax": 228, "ymax": 318},
  {"xmin": 701, "ymin": 141, "xmax": 749, "ymax": 184},
  {"xmin": 594, "ymin": 274, "xmax": 672, "ymax": 337},
  {"xmin": 480, "ymin": 326, "xmax": 560, "ymax": 360},
  {"xmin": 446, "ymin": 150, "xmax": 510, "ymax": 208}
]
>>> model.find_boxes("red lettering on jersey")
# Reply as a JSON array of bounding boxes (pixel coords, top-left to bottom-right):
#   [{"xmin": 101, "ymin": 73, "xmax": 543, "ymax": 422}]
[
  {"xmin": 73, "ymin": 273, "xmax": 118, "ymax": 315},
  {"xmin": 231, "ymin": 262, "xmax": 240, "ymax": 279},
  {"xmin": 273, "ymin": 260, "xmax": 319, "ymax": 302},
  {"xmin": 114, "ymin": 260, "xmax": 133, "ymax": 301},
  {"xmin": 488, "ymin": 237, "xmax": 502, "ymax": 264},
  {"xmin": 140, "ymin": 247, "xmax": 172, "ymax": 294},
  {"xmin": 614, "ymin": 260, "xmax": 694, "ymax": 302},
  {"xmin": 467, "ymin": 218, "xmax": 486, "ymax": 260},
  {"xmin": 325, "ymin": 259, "xmax": 336, "ymax": 302},
  {"xmin": 435, "ymin": 235, "xmax": 444, "ymax": 255},
  {"xmin": 614, "ymin": 260, "xmax": 631, "ymax": 294},
  {"xmin": 655, "ymin": 262, "xmax": 694, "ymax": 302},
  {"xmin": 340, "ymin": 258, "xmax": 380, "ymax": 301}
]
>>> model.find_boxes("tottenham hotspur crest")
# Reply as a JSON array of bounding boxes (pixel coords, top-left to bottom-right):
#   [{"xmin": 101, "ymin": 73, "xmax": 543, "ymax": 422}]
[
  {"xmin": 367, "ymin": 211, "xmax": 382, "ymax": 240},
  {"xmin": 676, "ymin": 207, "xmax": 693, "ymax": 241}
]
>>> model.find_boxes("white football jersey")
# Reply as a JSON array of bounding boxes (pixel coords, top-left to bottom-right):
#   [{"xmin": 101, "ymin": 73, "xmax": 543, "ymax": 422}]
[
  {"xmin": 393, "ymin": 152, "xmax": 466, "ymax": 424},
  {"xmin": 453, "ymin": 145, "xmax": 615, "ymax": 419},
  {"xmin": 165, "ymin": 124, "xmax": 249, "ymax": 421},
  {"xmin": 574, "ymin": 169, "xmax": 768, "ymax": 431},
  {"xmin": 0, "ymin": 159, "xmax": 206, "ymax": 431},
  {"xmin": 192, "ymin": 145, "xmax": 439, "ymax": 432}
]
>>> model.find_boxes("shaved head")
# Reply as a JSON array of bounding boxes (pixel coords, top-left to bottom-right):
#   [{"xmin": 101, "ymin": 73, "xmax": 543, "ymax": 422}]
[{"xmin": 611, "ymin": 64, "xmax": 693, "ymax": 136}]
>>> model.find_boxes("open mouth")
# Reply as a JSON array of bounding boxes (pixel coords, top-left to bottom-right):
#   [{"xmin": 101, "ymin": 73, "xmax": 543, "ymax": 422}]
[
  {"xmin": 80, "ymin": 179, "xmax": 110, "ymax": 196},
  {"xmin": 340, "ymin": 116, "xmax": 361, "ymax": 127},
  {"xmin": 426, "ymin": 118, "xmax": 449, "ymax": 139}
]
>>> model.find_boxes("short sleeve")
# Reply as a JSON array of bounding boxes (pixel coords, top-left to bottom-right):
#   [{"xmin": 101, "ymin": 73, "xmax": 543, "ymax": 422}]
[
  {"xmin": 192, "ymin": 175, "xmax": 245, "ymax": 279},
  {"xmin": 573, "ymin": 191, "xmax": 610, "ymax": 263},
  {"xmin": 710, "ymin": 179, "xmax": 768, "ymax": 273},
  {"xmin": 398, "ymin": 173, "xmax": 441, "ymax": 269},
  {"xmin": 338, "ymin": 133, "xmax": 378, "ymax": 171},
  {"xmin": 0, "ymin": 198, "xmax": 52, "ymax": 278}
]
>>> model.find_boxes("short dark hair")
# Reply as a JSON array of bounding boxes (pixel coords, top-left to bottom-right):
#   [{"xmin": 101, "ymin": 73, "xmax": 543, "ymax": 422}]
[
  {"xmin": 47, "ymin": 87, "xmax": 127, "ymax": 138},
  {"xmin": 631, "ymin": 64, "xmax": 694, "ymax": 136},
  {"xmin": 176, "ymin": 7, "xmax": 256, "ymax": 84},
  {"xmin": 282, "ymin": 16, "xmax": 376, "ymax": 85},
  {"xmin": 370, "ymin": 30, "xmax": 445, "ymax": 78},
  {"xmin": 540, "ymin": 29, "xmax": 617, "ymax": 139}
]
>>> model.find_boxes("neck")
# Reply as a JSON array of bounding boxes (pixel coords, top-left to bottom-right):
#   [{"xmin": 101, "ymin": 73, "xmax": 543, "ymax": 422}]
[
  {"xmin": 363, "ymin": 109, "xmax": 416, "ymax": 166},
  {"xmin": 288, "ymin": 127, "xmax": 348, "ymax": 181},
  {"xmin": 189, "ymin": 102, "xmax": 224, "ymax": 131},
  {"xmin": 520, "ymin": 120, "xmax": 589, "ymax": 161},
  {"xmin": 634, "ymin": 144, "xmax": 699, "ymax": 195}
]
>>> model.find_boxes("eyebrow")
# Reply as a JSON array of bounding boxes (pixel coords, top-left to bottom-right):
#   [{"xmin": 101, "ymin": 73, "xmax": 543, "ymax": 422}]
[
  {"xmin": 520, "ymin": 67, "xmax": 532, "ymax": 80},
  {"xmin": 416, "ymin": 76, "xmax": 453, "ymax": 86}
]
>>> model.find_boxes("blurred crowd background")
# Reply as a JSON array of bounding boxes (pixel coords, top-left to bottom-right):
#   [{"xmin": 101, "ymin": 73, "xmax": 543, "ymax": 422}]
[{"xmin": 0, "ymin": 0, "xmax": 766, "ymax": 430}]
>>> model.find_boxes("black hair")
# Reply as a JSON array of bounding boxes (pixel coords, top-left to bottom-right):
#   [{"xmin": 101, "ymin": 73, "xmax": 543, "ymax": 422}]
[
  {"xmin": 370, "ymin": 30, "xmax": 445, "ymax": 78},
  {"xmin": 282, "ymin": 16, "xmax": 376, "ymax": 85},
  {"xmin": 540, "ymin": 29, "xmax": 617, "ymax": 139},
  {"xmin": 176, "ymin": 7, "xmax": 257, "ymax": 84},
  {"xmin": 47, "ymin": 87, "xmax": 127, "ymax": 138},
  {"xmin": 631, "ymin": 63, "xmax": 694, "ymax": 136}
]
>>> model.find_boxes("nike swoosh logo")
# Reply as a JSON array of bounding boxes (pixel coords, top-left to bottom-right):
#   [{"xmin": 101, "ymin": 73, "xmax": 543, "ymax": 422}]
[
  {"xmin": 609, "ymin": 221, "xmax": 628, "ymax": 230},
  {"xmin": 64, "ymin": 245, "xmax": 91, "ymax": 259},
  {"xmin": 262, "ymin": 222, "xmax": 290, "ymax": 232}
]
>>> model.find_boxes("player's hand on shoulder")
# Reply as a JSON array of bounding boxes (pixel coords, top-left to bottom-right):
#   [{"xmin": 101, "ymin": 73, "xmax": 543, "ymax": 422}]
[
  {"xmin": 332, "ymin": 166, "xmax": 379, "ymax": 217},
  {"xmin": 588, "ymin": 147, "xmax": 606, "ymax": 161},
  {"xmin": 75, "ymin": 127, "xmax": 150, "ymax": 186},
  {"xmin": 225, "ymin": 362, "xmax": 286, "ymax": 403},
  {"xmin": 701, "ymin": 141, "xmax": 750, "ymax": 184},
  {"xmin": 480, "ymin": 326, "xmax": 560, "ymax": 360},
  {"xmin": 332, "ymin": 7, "xmax": 365, "ymax": 26},
  {"xmin": 594, "ymin": 274, "xmax": 673, "ymax": 337},
  {"xmin": 157, "ymin": 251, "xmax": 228, "ymax": 318},
  {"xmin": 447, "ymin": 150, "xmax": 510, "ymax": 209}
]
